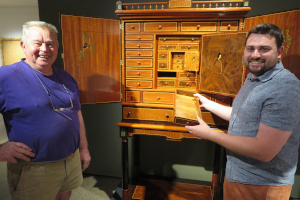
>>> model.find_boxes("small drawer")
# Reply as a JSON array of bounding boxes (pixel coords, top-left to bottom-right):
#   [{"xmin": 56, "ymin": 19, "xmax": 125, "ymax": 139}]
[
  {"xmin": 158, "ymin": 62, "xmax": 169, "ymax": 70},
  {"xmin": 125, "ymin": 23, "xmax": 141, "ymax": 32},
  {"xmin": 125, "ymin": 35, "xmax": 153, "ymax": 41},
  {"xmin": 158, "ymin": 52, "xmax": 168, "ymax": 59},
  {"xmin": 172, "ymin": 63, "xmax": 183, "ymax": 70},
  {"xmin": 125, "ymin": 42, "xmax": 153, "ymax": 49},
  {"xmin": 158, "ymin": 37, "xmax": 200, "ymax": 43},
  {"xmin": 178, "ymin": 72, "xmax": 197, "ymax": 78},
  {"xmin": 143, "ymin": 92, "xmax": 174, "ymax": 104},
  {"xmin": 126, "ymin": 69, "xmax": 152, "ymax": 78},
  {"xmin": 126, "ymin": 80, "xmax": 152, "ymax": 88},
  {"xmin": 220, "ymin": 21, "xmax": 239, "ymax": 31},
  {"xmin": 157, "ymin": 79, "xmax": 176, "ymax": 87},
  {"xmin": 214, "ymin": 94, "xmax": 232, "ymax": 106},
  {"xmin": 123, "ymin": 107, "xmax": 174, "ymax": 122},
  {"xmin": 158, "ymin": 45, "xmax": 177, "ymax": 50},
  {"xmin": 125, "ymin": 91, "xmax": 141, "ymax": 103},
  {"xmin": 126, "ymin": 51, "xmax": 153, "ymax": 57},
  {"xmin": 144, "ymin": 22, "xmax": 177, "ymax": 32},
  {"xmin": 179, "ymin": 44, "xmax": 199, "ymax": 50},
  {"xmin": 178, "ymin": 80, "xmax": 197, "ymax": 88},
  {"xmin": 126, "ymin": 59, "xmax": 153, "ymax": 67},
  {"xmin": 181, "ymin": 22, "xmax": 217, "ymax": 32}
]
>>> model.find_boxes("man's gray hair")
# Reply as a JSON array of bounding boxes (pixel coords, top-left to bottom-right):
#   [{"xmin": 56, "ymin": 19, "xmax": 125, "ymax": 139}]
[{"xmin": 22, "ymin": 21, "xmax": 59, "ymax": 44}]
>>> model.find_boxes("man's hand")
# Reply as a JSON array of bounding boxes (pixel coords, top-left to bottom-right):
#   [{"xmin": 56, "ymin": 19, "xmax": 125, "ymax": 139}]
[
  {"xmin": 193, "ymin": 93, "xmax": 213, "ymax": 110},
  {"xmin": 79, "ymin": 147, "xmax": 91, "ymax": 171},
  {"xmin": 185, "ymin": 117, "xmax": 212, "ymax": 140},
  {"xmin": 0, "ymin": 141, "xmax": 35, "ymax": 163}
]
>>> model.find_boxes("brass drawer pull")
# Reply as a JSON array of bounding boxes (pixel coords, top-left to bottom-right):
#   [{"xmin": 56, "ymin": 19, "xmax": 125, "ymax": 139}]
[
  {"xmin": 131, "ymin": 26, "xmax": 135, "ymax": 29},
  {"xmin": 131, "ymin": 95, "xmax": 134, "ymax": 100},
  {"xmin": 165, "ymin": 114, "xmax": 169, "ymax": 118},
  {"xmin": 137, "ymin": 52, "xmax": 140, "ymax": 55},
  {"xmin": 161, "ymin": 64, "xmax": 165, "ymax": 67},
  {"xmin": 157, "ymin": 96, "xmax": 160, "ymax": 99},
  {"xmin": 197, "ymin": 25, "xmax": 200, "ymax": 29},
  {"xmin": 165, "ymin": 82, "xmax": 168, "ymax": 85},
  {"xmin": 137, "ymin": 44, "xmax": 140, "ymax": 47},
  {"xmin": 137, "ymin": 83, "xmax": 140, "ymax": 86},
  {"xmin": 166, "ymin": 46, "xmax": 169, "ymax": 49},
  {"xmin": 187, "ymin": 74, "xmax": 190, "ymax": 77},
  {"xmin": 137, "ymin": 36, "xmax": 141, "ymax": 39},
  {"xmin": 158, "ymin": 25, "xmax": 162, "ymax": 29},
  {"xmin": 186, "ymin": 83, "xmax": 189, "ymax": 86},
  {"xmin": 228, "ymin": 24, "xmax": 231, "ymax": 30},
  {"xmin": 188, "ymin": 46, "xmax": 191, "ymax": 49},
  {"xmin": 137, "ymin": 72, "xmax": 140, "ymax": 75},
  {"xmin": 162, "ymin": 55, "xmax": 165, "ymax": 57},
  {"xmin": 137, "ymin": 61, "xmax": 140, "ymax": 64},
  {"xmin": 191, "ymin": 38, "xmax": 195, "ymax": 41}
]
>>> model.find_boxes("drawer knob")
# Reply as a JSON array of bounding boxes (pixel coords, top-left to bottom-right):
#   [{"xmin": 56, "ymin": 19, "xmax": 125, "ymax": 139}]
[
  {"xmin": 197, "ymin": 25, "xmax": 200, "ymax": 29},
  {"xmin": 161, "ymin": 64, "xmax": 164, "ymax": 67},
  {"xmin": 128, "ymin": 112, "xmax": 131, "ymax": 115},
  {"xmin": 228, "ymin": 24, "xmax": 231, "ymax": 30},
  {"xmin": 186, "ymin": 121, "xmax": 189, "ymax": 125},
  {"xmin": 162, "ymin": 55, "xmax": 165, "ymax": 57},
  {"xmin": 137, "ymin": 83, "xmax": 140, "ymax": 86},
  {"xmin": 137, "ymin": 52, "xmax": 140, "ymax": 55},
  {"xmin": 188, "ymin": 46, "xmax": 191, "ymax": 49},
  {"xmin": 165, "ymin": 114, "xmax": 169, "ymax": 118},
  {"xmin": 137, "ymin": 36, "xmax": 141, "ymax": 39},
  {"xmin": 137, "ymin": 62, "xmax": 140, "ymax": 64},
  {"xmin": 191, "ymin": 38, "xmax": 195, "ymax": 41},
  {"xmin": 164, "ymin": 38, "xmax": 166, "ymax": 41},
  {"xmin": 187, "ymin": 74, "xmax": 190, "ymax": 77},
  {"xmin": 165, "ymin": 82, "xmax": 168, "ymax": 85},
  {"xmin": 166, "ymin": 46, "xmax": 169, "ymax": 49},
  {"xmin": 137, "ymin": 45, "xmax": 140, "ymax": 47},
  {"xmin": 177, "ymin": 65, "xmax": 179, "ymax": 68},
  {"xmin": 157, "ymin": 96, "xmax": 160, "ymax": 99},
  {"xmin": 131, "ymin": 95, "xmax": 134, "ymax": 99},
  {"xmin": 158, "ymin": 25, "xmax": 162, "ymax": 29},
  {"xmin": 186, "ymin": 83, "xmax": 189, "ymax": 86},
  {"xmin": 137, "ymin": 72, "xmax": 140, "ymax": 75},
  {"xmin": 131, "ymin": 26, "xmax": 135, "ymax": 29}
]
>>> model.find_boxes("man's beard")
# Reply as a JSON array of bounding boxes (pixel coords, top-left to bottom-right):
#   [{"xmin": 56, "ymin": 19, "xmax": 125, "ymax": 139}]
[{"xmin": 243, "ymin": 58, "xmax": 271, "ymax": 77}]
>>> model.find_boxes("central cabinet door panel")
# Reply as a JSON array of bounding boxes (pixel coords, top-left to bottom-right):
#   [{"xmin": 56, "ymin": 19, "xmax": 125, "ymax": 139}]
[{"xmin": 200, "ymin": 32, "xmax": 246, "ymax": 96}]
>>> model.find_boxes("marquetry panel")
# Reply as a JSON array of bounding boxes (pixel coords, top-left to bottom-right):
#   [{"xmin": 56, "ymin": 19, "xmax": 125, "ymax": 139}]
[
  {"xmin": 178, "ymin": 72, "xmax": 197, "ymax": 78},
  {"xmin": 143, "ymin": 92, "xmax": 174, "ymax": 104},
  {"xmin": 181, "ymin": 22, "xmax": 217, "ymax": 32},
  {"xmin": 125, "ymin": 91, "xmax": 141, "ymax": 103},
  {"xmin": 200, "ymin": 32, "xmax": 247, "ymax": 96},
  {"xmin": 123, "ymin": 107, "xmax": 174, "ymax": 122},
  {"xmin": 178, "ymin": 80, "xmax": 197, "ymax": 88},
  {"xmin": 61, "ymin": 15, "xmax": 121, "ymax": 104},
  {"xmin": 158, "ymin": 45, "xmax": 178, "ymax": 50},
  {"xmin": 244, "ymin": 9, "xmax": 300, "ymax": 79},
  {"xmin": 144, "ymin": 22, "xmax": 178, "ymax": 32},
  {"xmin": 179, "ymin": 45, "xmax": 199, "ymax": 50}
]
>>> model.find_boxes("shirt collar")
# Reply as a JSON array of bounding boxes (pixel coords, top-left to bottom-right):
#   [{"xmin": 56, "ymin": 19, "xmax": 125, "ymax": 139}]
[{"xmin": 246, "ymin": 61, "xmax": 284, "ymax": 83}]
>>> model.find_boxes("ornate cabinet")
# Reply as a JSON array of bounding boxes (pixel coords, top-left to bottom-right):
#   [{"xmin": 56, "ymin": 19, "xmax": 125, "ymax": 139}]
[{"xmin": 115, "ymin": 1, "xmax": 251, "ymax": 199}]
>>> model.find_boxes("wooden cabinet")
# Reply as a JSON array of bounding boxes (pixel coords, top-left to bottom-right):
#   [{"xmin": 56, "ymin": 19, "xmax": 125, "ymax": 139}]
[{"xmin": 115, "ymin": 1, "xmax": 251, "ymax": 200}]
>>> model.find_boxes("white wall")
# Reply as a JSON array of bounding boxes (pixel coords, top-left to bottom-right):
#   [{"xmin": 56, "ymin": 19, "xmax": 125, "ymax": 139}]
[
  {"xmin": 0, "ymin": 6, "xmax": 39, "ymax": 142},
  {"xmin": 0, "ymin": 6, "xmax": 39, "ymax": 65}
]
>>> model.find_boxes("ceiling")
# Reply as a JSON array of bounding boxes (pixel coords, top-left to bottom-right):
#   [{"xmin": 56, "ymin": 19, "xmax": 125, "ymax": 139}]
[{"xmin": 0, "ymin": 0, "xmax": 38, "ymax": 7}]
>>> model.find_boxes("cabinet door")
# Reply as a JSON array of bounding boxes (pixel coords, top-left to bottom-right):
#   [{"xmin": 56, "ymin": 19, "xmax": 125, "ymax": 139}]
[
  {"xmin": 61, "ymin": 15, "xmax": 121, "ymax": 104},
  {"xmin": 200, "ymin": 32, "xmax": 247, "ymax": 96}
]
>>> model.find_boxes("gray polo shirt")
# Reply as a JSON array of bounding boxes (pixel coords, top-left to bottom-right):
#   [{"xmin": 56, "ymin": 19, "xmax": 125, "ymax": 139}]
[{"xmin": 226, "ymin": 61, "xmax": 300, "ymax": 186}]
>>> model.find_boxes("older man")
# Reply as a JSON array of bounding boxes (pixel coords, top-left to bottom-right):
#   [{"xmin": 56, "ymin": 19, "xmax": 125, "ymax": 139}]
[{"xmin": 0, "ymin": 21, "xmax": 91, "ymax": 200}]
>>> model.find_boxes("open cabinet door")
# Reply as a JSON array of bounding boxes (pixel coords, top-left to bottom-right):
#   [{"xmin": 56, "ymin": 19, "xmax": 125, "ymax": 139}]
[
  {"xmin": 200, "ymin": 32, "xmax": 247, "ymax": 96},
  {"xmin": 61, "ymin": 15, "xmax": 121, "ymax": 104},
  {"xmin": 244, "ymin": 9, "xmax": 300, "ymax": 79}
]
